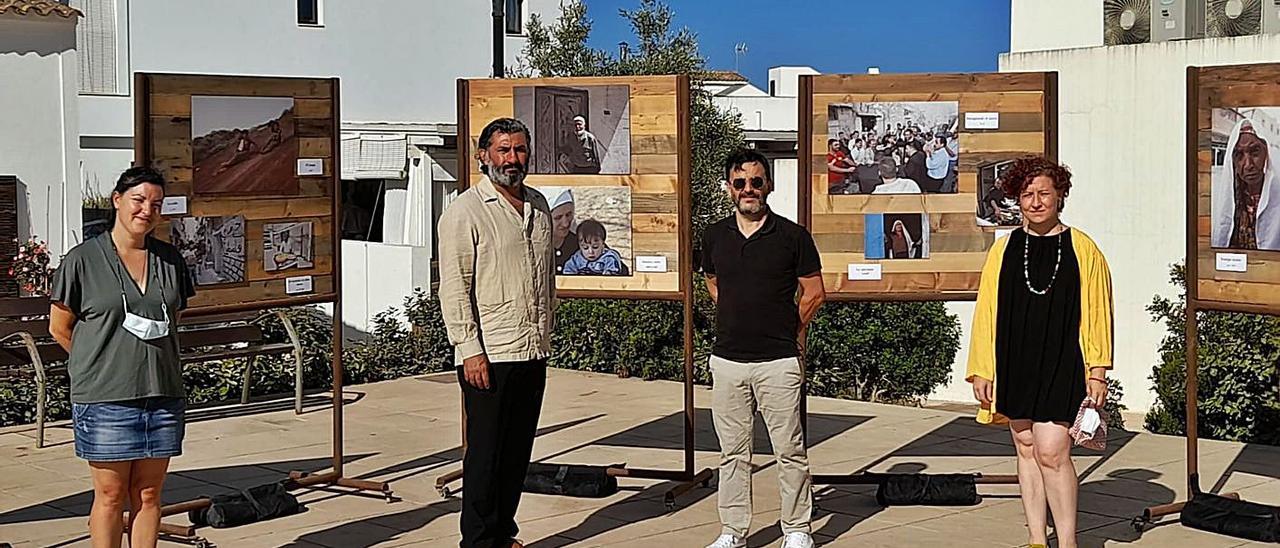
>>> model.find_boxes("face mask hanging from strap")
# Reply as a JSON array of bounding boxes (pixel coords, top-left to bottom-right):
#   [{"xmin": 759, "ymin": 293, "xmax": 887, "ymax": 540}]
[
  {"xmin": 121, "ymin": 293, "xmax": 170, "ymax": 340},
  {"xmin": 107, "ymin": 236, "xmax": 171, "ymax": 341}
]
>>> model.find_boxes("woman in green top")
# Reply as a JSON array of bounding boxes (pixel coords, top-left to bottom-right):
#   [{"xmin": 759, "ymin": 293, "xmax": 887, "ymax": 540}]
[{"xmin": 51, "ymin": 166, "xmax": 195, "ymax": 548}]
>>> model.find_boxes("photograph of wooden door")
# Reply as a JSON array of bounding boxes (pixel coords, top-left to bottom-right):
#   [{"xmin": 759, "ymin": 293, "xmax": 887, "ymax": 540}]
[{"xmin": 532, "ymin": 86, "xmax": 589, "ymax": 174}]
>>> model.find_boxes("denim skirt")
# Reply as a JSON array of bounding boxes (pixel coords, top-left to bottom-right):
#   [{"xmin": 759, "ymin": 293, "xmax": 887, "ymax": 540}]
[{"xmin": 72, "ymin": 397, "xmax": 186, "ymax": 461}]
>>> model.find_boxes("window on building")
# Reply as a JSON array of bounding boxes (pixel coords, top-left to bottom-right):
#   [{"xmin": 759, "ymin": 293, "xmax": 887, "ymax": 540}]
[
  {"xmin": 341, "ymin": 180, "xmax": 386, "ymax": 242},
  {"xmin": 505, "ymin": 0, "xmax": 524, "ymax": 35},
  {"xmin": 1212, "ymin": 145, "xmax": 1226, "ymax": 167},
  {"xmin": 72, "ymin": 0, "xmax": 119, "ymax": 94},
  {"xmin": 298, "ymin": 0, "xmax": 320, "ymax": 26},
  {"xmin": 769, "ymin": 80, "xmax": 776, "ymax": 97}
]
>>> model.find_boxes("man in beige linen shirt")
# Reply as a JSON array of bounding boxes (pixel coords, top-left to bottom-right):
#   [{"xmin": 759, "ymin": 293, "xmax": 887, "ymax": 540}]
[{"xmin": 437, "ymin": 117, "xmax": 554, "ymax": 548}]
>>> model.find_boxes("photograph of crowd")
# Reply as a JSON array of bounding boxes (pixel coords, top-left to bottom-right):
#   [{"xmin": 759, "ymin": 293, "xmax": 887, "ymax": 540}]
[
  {"xmin": 1211, "ymin": 107, "xmax": 1280, "ymax": 251},
  {"xmin": 863, "ymin": 213, "xmax": 930, "ymax": 260},
  {"xmin": 827, "ymin": 102, "xmax": 959, "ymax": 195}
]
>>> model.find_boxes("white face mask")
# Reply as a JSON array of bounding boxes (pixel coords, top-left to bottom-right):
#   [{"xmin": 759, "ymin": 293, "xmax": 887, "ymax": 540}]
[{"xmin": 121, "ymin": 293, "xmax": 170, "ymax": 341}]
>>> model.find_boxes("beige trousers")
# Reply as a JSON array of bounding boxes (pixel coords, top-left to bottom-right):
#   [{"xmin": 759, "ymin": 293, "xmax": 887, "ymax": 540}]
[{"xmin": 710, "ymin": 354, "xmax": 813, "ymax": 537}]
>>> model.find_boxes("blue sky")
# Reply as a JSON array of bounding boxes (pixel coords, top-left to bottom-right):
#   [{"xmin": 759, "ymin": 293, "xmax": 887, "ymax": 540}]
[{"xmin": 582, "ymin": 0, "xmax": 1012, "ymax": 88}]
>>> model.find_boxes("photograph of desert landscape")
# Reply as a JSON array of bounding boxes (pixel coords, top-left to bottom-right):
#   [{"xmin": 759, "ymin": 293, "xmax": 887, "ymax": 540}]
[{"xmin": 191, "ymin": 95, "xmax": 299, "ymax": 195}]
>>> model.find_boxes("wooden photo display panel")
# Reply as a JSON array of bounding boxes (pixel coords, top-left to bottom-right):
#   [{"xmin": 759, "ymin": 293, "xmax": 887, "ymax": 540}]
[
  {"xmin": 134, "ymin": 73, "xmax": 340, "ymax": 315},
  {"xmin": 1190, "ymin": 64, "xmax": 1280, "ymax": 314},
  {"xmin": 799, "ymin": 72, "xmax": 1058, "ymax": 300},
  {"xmin": 458, "ymin": 75, "xmax": 691, "ymax": 299}
]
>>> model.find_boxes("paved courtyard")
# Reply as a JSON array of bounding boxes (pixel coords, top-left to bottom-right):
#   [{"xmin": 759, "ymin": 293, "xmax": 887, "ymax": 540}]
[{"xmin": 1, "ymin": 369, "xmax": 1277, "ymax": 547}]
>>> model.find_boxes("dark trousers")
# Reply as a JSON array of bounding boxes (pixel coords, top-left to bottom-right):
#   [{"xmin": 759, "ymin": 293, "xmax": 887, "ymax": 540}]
[{"xmin": 458, "ymin": 359, "xmax": 547, "ymax": 548}]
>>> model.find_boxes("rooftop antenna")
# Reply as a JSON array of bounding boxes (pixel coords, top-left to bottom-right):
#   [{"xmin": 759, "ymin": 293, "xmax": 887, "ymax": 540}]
[{"xmin": 734, "ymin": 42, "xmax": 748, "ymax": 73}]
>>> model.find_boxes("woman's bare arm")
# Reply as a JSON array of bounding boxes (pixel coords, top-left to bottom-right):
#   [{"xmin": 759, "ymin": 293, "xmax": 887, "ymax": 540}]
[{"xmin": 49, "ymin": 302, "xmax": 76, "ymax": 352}]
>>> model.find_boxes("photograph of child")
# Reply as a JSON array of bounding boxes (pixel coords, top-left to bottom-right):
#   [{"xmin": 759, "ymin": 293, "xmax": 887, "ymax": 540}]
[
  {"xmin": 563, "ymin": 219, "xmax": 628, "ymax": 275},
  {"xmin": 531, "ymin": 185, "xmax": 633, "ymax": 276}
]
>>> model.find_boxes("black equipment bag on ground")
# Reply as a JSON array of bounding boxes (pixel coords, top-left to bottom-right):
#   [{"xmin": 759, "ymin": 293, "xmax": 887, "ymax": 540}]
[
  {"xmin": 189, "ymin": 481, "xmax": 303, "ymax": 528},
  {"xmin": 1182, "ymin": 491, "xmax": 1280, "ymax": 543},
  {"xmin": 523, "ymin": 463, "xmax": 618, "ymax": 498},
  {"xmin": 874, "ymin": 473, "xmax": 981, "ymax": 506}
]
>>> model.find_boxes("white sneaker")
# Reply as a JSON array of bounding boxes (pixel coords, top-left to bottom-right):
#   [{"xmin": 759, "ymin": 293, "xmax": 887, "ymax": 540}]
[
  {"xmin": 780, "ymin": 531, "xmax": 815, "ymax": 548},
  {"xmin": 706, "ymin": 533, "xmax": 746, "ymax": 548}
]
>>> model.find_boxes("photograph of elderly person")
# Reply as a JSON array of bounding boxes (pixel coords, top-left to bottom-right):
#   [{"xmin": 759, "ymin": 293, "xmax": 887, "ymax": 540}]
[
  {"xmin": 1211, "ymin": 107, "xmax": 1280, "ymax": 250},
  {"xmin": 515, "ymin": 85, "xmax": 632, "ymax": 175},
  {"xmin": 863, "ymin": 213, "xmax": 930, "ymax": 260}
]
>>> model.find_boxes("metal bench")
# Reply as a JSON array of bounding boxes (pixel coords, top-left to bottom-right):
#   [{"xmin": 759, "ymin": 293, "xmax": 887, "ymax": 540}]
[{"xmin": 0, "ymin": 297, "xmax": 305, "ymax": 448}]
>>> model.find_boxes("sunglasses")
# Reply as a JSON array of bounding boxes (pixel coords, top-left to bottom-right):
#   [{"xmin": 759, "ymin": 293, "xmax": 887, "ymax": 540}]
[{"xmin": 730, "ymin": 177, "xmax": 767, "ymax": 191}]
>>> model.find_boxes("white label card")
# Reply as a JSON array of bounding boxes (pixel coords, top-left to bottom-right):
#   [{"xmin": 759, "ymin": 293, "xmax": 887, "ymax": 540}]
[
  {"xmin": 635, "ymin": 256, "xmax": 668, "ymax": 273},
  {"xmin": 161, "ymin": 196, "xmax": 188, "ymax": 216},
  {"xmin": 297, "ymin": 158, "xmax": 324, "ymax": 176},
  {"xmin": 1215, "ymin": 253, "xmax": 1248, "ymax": 273},
  {"xmin": 964, "ymin": 112, "xmax": 1000, "ymax": 130},
  {"xmin": 285, "ymin": 276, "xmax": 314, "ymax": 295},
  {"xmin": 848, "ymin": 264, "xmax": 883, "ymax": 281}
]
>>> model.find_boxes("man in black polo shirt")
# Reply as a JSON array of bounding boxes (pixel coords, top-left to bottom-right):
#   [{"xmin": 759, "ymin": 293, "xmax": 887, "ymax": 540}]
[{"xmin": 701, "ymin": 149, "xmax": 825, "ymax": 548}]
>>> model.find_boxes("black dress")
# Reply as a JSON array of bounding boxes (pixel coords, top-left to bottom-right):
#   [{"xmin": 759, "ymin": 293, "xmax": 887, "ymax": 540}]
[{"xmin": 994, "ymin": 229, "xmax": 1087, "ymax": 423}]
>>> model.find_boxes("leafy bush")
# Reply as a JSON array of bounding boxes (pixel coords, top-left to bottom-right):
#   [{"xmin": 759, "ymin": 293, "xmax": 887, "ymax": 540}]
[
  {"xmin": 550, "ymin": 298, "xmax": 684, "ymax": 380},
  {"xmin": 342, "ymin": 289, "xmax": 454, "ymax": 384},
  {"xmin": 804, "ymin": 301, "xmax": 960, "ymax": 404},
  {"xmin": 1145, "ymin": 264, "xmax": 1280, "ymax": 444}
]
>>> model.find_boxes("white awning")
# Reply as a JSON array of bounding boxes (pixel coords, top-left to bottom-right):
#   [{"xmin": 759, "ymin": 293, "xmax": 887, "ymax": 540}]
[{"xmin": 341, "ymin": 133, "xmax": 408, "ymax": 180}]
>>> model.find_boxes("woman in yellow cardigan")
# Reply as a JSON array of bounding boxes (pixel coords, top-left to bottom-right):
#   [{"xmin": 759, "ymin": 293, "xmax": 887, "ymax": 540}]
[{"xmin": 967, "ymin": 156, "xmax": 1113, "ymax": 548}]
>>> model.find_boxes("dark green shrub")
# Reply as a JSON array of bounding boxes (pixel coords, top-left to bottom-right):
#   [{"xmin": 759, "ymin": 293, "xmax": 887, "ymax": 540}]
[
  {"xmin": 804, "ymin": 301, "xmax": 960, "ymax": 404},
  {"xmin": 1145, "ymin": 264, "xmax": 1280, "ymax": 444}
]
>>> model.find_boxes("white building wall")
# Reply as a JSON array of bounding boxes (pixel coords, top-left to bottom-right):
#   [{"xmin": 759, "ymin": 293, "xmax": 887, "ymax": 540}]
[
  {"xmin": 768, "ymin": 66, "xmax": 819, "ymax": 97},
  {"xmin": 72, "ymin": 1, "xmax": 556, "ymax": 334},
  {"xmin": 80, "ymin": 0, "xmax": 556, "ymax": 192},
  {"xmin": 0, "ymin": 15, "xmax": 81, "ymax": 257},
  {"xmin": 1010, "ymin": 0, "xmax": 1102, "ymax": 53},
  {"xmin": 927, "ymin": 35, "xmax": 1280, "ymax": 412},
  {"xmin": 770, "ymin": 158, "xmax": 799, "ymax": 223}
]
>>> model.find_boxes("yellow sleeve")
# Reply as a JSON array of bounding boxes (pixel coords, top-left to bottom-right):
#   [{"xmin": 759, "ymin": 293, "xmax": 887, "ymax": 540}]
[
  {"xmin": 1079, "ymin": 234, "xmax": 1115, "ymax": 369},
  {"xmin": 966, "ymin": 236, "xmax": 1007, "ymax": 383}
]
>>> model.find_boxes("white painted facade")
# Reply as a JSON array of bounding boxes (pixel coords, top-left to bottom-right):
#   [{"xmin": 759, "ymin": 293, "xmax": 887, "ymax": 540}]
[
  {"xmin": 1009, "ymin": 0, "xmax": 1102, "ymax": 53},
  {"xmin": 969, "ymin": 35, "xmax": 1280, "ymax": 411},
  {"xmin": 709, "ymin": 66, "xmax": 816, "ymax": 223},
  {"xmin": 72, "ymin": 0, "xmax": 556, "ymax": 334},
  {"xmin": 0, "ymin": 11, "xmax": 80, "ymax": 258}
]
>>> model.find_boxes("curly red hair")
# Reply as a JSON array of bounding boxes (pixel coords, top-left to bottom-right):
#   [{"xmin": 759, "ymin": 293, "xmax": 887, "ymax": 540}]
[{"xmin": 999, "ymin": 155, "xmax": 1072, "ymax": 199}]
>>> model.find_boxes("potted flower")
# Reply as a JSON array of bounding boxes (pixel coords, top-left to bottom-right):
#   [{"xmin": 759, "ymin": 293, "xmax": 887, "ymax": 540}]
[{"xmin": 8, "ymin": 236, "xmax": 54, "ymax": 297}]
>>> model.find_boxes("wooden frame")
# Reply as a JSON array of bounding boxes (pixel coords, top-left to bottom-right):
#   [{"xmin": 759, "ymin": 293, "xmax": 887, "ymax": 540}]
[
  {"xmin": 441, "ymin": 75, "xmax": 710, "ymax": 508},
  {"xmin": 797, "ymin": 71, "xmax": 1056, "ymax": 491},
  {"xmin": 133, "ymin": 73, "xmax": 392, "ymax": 541},
  {"xmin": 798, "ymin": 72, "xmax": 1058, "ymax": 301},
  {"xmin": 1140, "ymin": 63, "xmax": 1280, "ymax": 530},
  {"xmin": 134, "ymin": 73, "xmax": 339, "ymax": 316}
]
